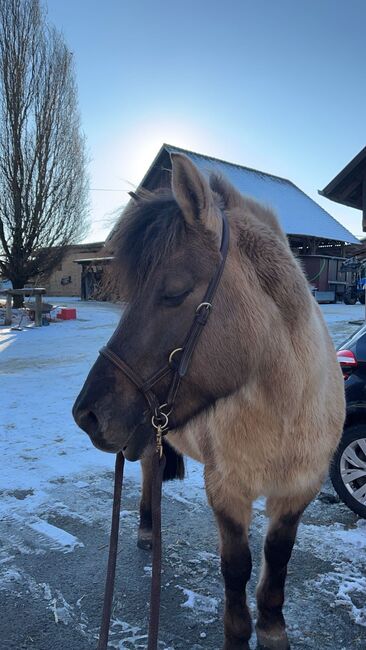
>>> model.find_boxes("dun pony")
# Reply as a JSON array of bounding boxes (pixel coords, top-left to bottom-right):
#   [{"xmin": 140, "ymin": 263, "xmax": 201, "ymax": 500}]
[{"xmin": 73, "ymin": 153, "xmax": 345, "ymax": 650}]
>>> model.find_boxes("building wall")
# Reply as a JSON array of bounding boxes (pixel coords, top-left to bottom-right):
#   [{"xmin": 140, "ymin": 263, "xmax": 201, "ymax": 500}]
[{"xmin": 42, "ymin": 243, "xmax": 104, "ymax": 297}]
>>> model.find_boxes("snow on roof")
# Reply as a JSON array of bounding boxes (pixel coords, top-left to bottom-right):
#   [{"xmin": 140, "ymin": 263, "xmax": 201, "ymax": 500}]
[
  {"xmin": 163, "ymin": 145, "xmax": 359, "ymax": 245},
  {"xmin": 73, "ymin": 257, "xmax": 113, "ymax": 264}
]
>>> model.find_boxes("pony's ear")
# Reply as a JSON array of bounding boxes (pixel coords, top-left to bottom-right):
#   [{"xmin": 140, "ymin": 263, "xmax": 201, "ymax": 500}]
[
  {"xmin": 171, "ymin": 153, "xmax": 214, "ymax": 228},
  {"xmin": 209, "ymin": 173, "xmax": 244, "ymax": 210}
]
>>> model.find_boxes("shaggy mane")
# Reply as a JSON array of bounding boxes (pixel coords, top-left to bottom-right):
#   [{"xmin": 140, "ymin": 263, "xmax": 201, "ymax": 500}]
[{"xmin": 110, "ymin": 190, "xmax": 187, "ymax": 292}]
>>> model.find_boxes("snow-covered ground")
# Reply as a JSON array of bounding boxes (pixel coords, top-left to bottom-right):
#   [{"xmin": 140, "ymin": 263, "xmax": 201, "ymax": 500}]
[{"xmin": 1, "ymin": 298, "xmax": 366, "ymax": 649}]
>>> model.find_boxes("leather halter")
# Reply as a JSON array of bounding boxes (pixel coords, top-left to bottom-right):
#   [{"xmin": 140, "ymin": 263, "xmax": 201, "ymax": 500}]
[
  {"xmin": 99, "ymin": 209, "xmax": 230, "ymax": 439},
  {"xmin": 96, "ymin": 210, "xmax": 230, "ymax": 650}
]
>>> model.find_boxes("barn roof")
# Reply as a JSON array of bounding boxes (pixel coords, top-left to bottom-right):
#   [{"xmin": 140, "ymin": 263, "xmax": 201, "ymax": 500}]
[
  {"xmin": 319, "ymin": 146, "xmax": 366, "ymax": 211},
  {"xmin": 138, "ymin": 144, "xmax": 359, "ymax": 245}
]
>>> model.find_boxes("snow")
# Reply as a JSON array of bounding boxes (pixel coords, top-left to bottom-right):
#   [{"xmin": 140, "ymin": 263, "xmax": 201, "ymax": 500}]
[
  {"xmin": 312, "ymin": 570, "xmax": 366, "ymax": 627},
  {"xmin": 178, "ymin": 587, "xmax": 218, "ymax": 614},
  {"xmin": 164, "ymin": 145, "xmax": 359, "ymax": 244},
  {"xmin": 1, "ymin": 297, "xmax": 366, "ymax": 646},
  {"xmin": 297, "ymin": 519, "xmax": 366, "ymax": 559},
  {"xmin": 0, "ymin": 299, "xmax": 141, "ymax": 497},
  {"xmin": 29, "ymin": 519, "xmax": 84, "ymax": 552}
]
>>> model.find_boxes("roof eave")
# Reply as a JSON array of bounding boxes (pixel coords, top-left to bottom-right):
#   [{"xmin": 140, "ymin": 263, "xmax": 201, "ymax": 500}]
[{"xmin": 320, "ymin": 146, "xmax": 366, "ymax": 204}]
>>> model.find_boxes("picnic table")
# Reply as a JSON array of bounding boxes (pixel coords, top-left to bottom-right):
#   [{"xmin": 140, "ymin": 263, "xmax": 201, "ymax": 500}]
[{"xmin": 1, "ymin": 288, "xmax": 46, "ymax": 327}]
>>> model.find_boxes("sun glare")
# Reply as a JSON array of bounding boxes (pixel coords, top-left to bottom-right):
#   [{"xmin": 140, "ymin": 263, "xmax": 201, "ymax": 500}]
[{"xmin": 124, "ymin": 118, "xmax": 216, "ymax": 186}]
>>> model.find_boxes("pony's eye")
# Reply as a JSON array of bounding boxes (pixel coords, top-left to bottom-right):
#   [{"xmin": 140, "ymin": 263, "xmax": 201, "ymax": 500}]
[{"xmin": 162, "ymin": 289, "xmax": 192, "ymax": 306}]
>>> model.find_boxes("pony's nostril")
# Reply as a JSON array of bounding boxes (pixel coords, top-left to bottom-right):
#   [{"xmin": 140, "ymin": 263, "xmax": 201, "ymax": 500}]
[
  {"xmin": 87, "ymin": 411, "xmax": 99, "ymax": 433},
  {"xmin": 75, "ymin": 409, "xmax": 100, "ymax": 436}
]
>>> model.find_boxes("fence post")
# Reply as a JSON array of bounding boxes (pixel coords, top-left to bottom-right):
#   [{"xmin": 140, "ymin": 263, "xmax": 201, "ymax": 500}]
[
  {"xmin": 35, "ymin": 293, "xmax": 42, "ymax": 327},
  {"xmin": 5, "ymin": 293, "xmax": 12, "ymax": 326}
]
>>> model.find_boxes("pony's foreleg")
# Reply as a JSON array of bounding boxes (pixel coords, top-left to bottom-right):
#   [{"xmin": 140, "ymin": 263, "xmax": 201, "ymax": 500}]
[
  {"xmin": 207, "ymin": 481, "xmax": 253, "ymax": 649},
  {"xmin": 255, "ymin": 493, "xmax": 314, "ymax": 650},
  {"xmin": 137, "ymin": 446, "xmax": 154, "ymax": 550}
]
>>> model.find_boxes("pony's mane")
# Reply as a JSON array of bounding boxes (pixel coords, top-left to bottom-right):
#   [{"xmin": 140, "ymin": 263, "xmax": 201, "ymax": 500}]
[{"xmin": 109, "ymin": 189, "xmax": 187, "ymax": 291}]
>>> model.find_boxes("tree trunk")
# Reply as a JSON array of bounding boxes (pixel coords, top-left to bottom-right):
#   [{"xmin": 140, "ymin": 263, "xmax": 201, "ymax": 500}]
[{"xmin": 9, "ymin": 274, "xmax": 28, "ymax": 307}]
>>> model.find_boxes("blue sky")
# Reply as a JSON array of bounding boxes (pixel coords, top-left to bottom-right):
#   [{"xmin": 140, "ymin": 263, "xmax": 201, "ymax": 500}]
[{"xmin": 46, "ymin": 0, "xmax": 366, "ymax": 242}]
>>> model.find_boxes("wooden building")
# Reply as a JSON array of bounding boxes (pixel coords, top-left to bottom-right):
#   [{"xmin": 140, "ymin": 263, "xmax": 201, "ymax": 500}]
[
  {"xmin": 74, "ymin": 256, "xmax": 113, "ymax": 300},
  {"xmin": 320, "ymin": 146, "xmax": 366, "ymax": 231},
  {"xmin": 42, "ymin": 242, "xmax": 105, "ymax": 297}
]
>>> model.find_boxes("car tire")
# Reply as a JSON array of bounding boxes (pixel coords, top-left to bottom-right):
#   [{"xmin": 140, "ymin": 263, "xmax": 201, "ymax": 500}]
[
  {"xmin": 330, "ymin": 425, "xmax": 366, "ymax": 518},
  {"xmin": 343, "ymin": 289, "xmax": 357, "ymax": 305}
]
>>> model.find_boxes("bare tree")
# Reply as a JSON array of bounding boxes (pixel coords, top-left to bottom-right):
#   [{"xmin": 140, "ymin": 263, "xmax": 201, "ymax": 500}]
[{"xmin": 0, "ymin": 0, "xmax": 88, "ymax": 303}]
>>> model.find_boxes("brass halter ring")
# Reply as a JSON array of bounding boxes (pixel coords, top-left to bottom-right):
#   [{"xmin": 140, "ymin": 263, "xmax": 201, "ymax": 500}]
[
  {"xmin": 169, "ymin": 347, "xmax": 183, "ymax": 367},
  {"xmin": 159, "ymin": 402, "xmax": 172, "ymax": 417},
  {"xmin": 151, "ymin": 410, "xmax": 169, "ymax": 431},
  {"xmin": 196, "ymin": 302, "xmax": 212, "ymax": 313}
]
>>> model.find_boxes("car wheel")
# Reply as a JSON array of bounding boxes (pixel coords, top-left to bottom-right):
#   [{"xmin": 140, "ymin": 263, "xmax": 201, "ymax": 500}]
[
  {"xmin": 330, "ymin": 425, "xmax": 366, "ymax": 518},
  {"xmin": 343, "ymin": 289, "xmax": 357, "ymax": 305}
]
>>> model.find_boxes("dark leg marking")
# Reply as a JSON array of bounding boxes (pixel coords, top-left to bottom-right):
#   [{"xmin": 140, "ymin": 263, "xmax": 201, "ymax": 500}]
[
  {"xmin": 216, "ymin": 511, "xmax": 253, "ymax": 650},
  {"xmin": 137, "ymin": 441, "xmax": 184, "ymax": 550},
  {"xmin": 256, "ymin": 510, "xmax": 303, "ymax": 650}
]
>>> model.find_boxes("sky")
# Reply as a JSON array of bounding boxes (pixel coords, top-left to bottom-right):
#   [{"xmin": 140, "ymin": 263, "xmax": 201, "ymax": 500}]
[{"xmin": 46, "ymin": 0, "xmax": 366, "ymax": 243}]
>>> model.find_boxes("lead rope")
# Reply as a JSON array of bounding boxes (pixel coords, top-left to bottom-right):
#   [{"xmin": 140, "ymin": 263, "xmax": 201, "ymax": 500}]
[
  {"xmin": 97, "ymin": 451, "xmax": 125, "ymax": 650},
  {"xmin": 148, "ymin": 430, "xmax": 166, "ymax": 650},
  {"xmin": 97, "ymin": 440, "xmax": 166, "ymax": 650}
]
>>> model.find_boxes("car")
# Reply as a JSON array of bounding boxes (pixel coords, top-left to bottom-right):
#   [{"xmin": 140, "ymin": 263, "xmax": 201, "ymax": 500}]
[{"xmin": 331, "ymin": 324, "xmax": 366, "ymax": 518}]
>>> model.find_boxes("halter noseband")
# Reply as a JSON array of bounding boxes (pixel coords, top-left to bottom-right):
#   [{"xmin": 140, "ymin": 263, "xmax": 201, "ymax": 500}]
[{"xmin": 99, "ymin": 210, "xmax": 230, "ymax": 446}]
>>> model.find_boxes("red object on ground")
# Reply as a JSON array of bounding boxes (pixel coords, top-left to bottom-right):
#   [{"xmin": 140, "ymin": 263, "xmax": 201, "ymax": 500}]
[{"xmin": 59, "ymin": 308, "xmax": 77, "ymax": 320}]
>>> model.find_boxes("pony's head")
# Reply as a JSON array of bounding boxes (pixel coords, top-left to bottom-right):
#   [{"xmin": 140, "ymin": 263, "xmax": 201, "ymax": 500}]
[{"xmin": 72, "ymin": 154, "xmax": 259, "ymax": 460}]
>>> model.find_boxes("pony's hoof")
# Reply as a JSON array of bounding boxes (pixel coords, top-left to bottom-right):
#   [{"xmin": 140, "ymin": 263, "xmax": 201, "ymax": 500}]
[
  {"xmin": 256, "ymin": 627, "xmax": 290, "ymax": 650},
  {"xmin": 137, "ymin": 529, "xmax": 152, "ymax": 550}
]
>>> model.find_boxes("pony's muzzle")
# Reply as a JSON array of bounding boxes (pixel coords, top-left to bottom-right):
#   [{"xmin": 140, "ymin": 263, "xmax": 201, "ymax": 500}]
[
  {"xmin": 73, "ymin": 404, "xmax": 99, "ymax": 436},
  {"xmin": 72, "ymin": 399, "xmax": 119, "ymax": 453}
]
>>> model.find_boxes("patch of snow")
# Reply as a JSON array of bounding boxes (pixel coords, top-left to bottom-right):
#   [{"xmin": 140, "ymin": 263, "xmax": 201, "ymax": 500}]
[
  {"xmin": 0, "ymin": 567, "xmax": 23, "ymax": 588},
  {"xmin": 177, "ymin": 586, "xmax": 218, "ymax": 614},
  {"xmin": 29, "ymin": 519, "xmax": 84, "ymax": 552},
  {"xmin": 298, "ymin": 519, "xmax": 366, "ymax": 629},
  {"xmin": 309, "ymin": 569, "xmax": 366, "ymax": 627},
  {"xmin": 75, "ymin": 480, "xmax": 89, "ymax": 488},
  {"xmin": 109, "ymin": 618, "xmax": 148, "ymax": 649},
  {"xmin": 297, "ymin": 520, "xmax": 366, "ymax": 560},
  {"xmin": 0, "ymin": 555, "xmax": 15, "ymax": 565},
  {"xmin": 0, "ymin": 567, "xmax": 91, "ymax": 636}
]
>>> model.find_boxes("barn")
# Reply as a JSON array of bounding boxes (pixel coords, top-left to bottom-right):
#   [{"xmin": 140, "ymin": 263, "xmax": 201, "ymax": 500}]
[
  {"xmin": 116, "ymin": 144, "xmax": 359, "ymax": 302},
  {"xmin": 320, "ymin": 146, "xmax": 366, "ymax": 232}
]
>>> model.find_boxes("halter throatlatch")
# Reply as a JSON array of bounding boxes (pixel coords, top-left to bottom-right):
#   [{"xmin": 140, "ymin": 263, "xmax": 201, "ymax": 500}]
[{"xmin": 97, "ymin": 209, "xmax": 230, "ymax": 650}]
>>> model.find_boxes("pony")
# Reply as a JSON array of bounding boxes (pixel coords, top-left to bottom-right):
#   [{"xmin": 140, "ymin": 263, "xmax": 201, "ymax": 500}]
[{"xmin": 73, "ymin": 153, "xmax": 345, "ymax": 650}]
